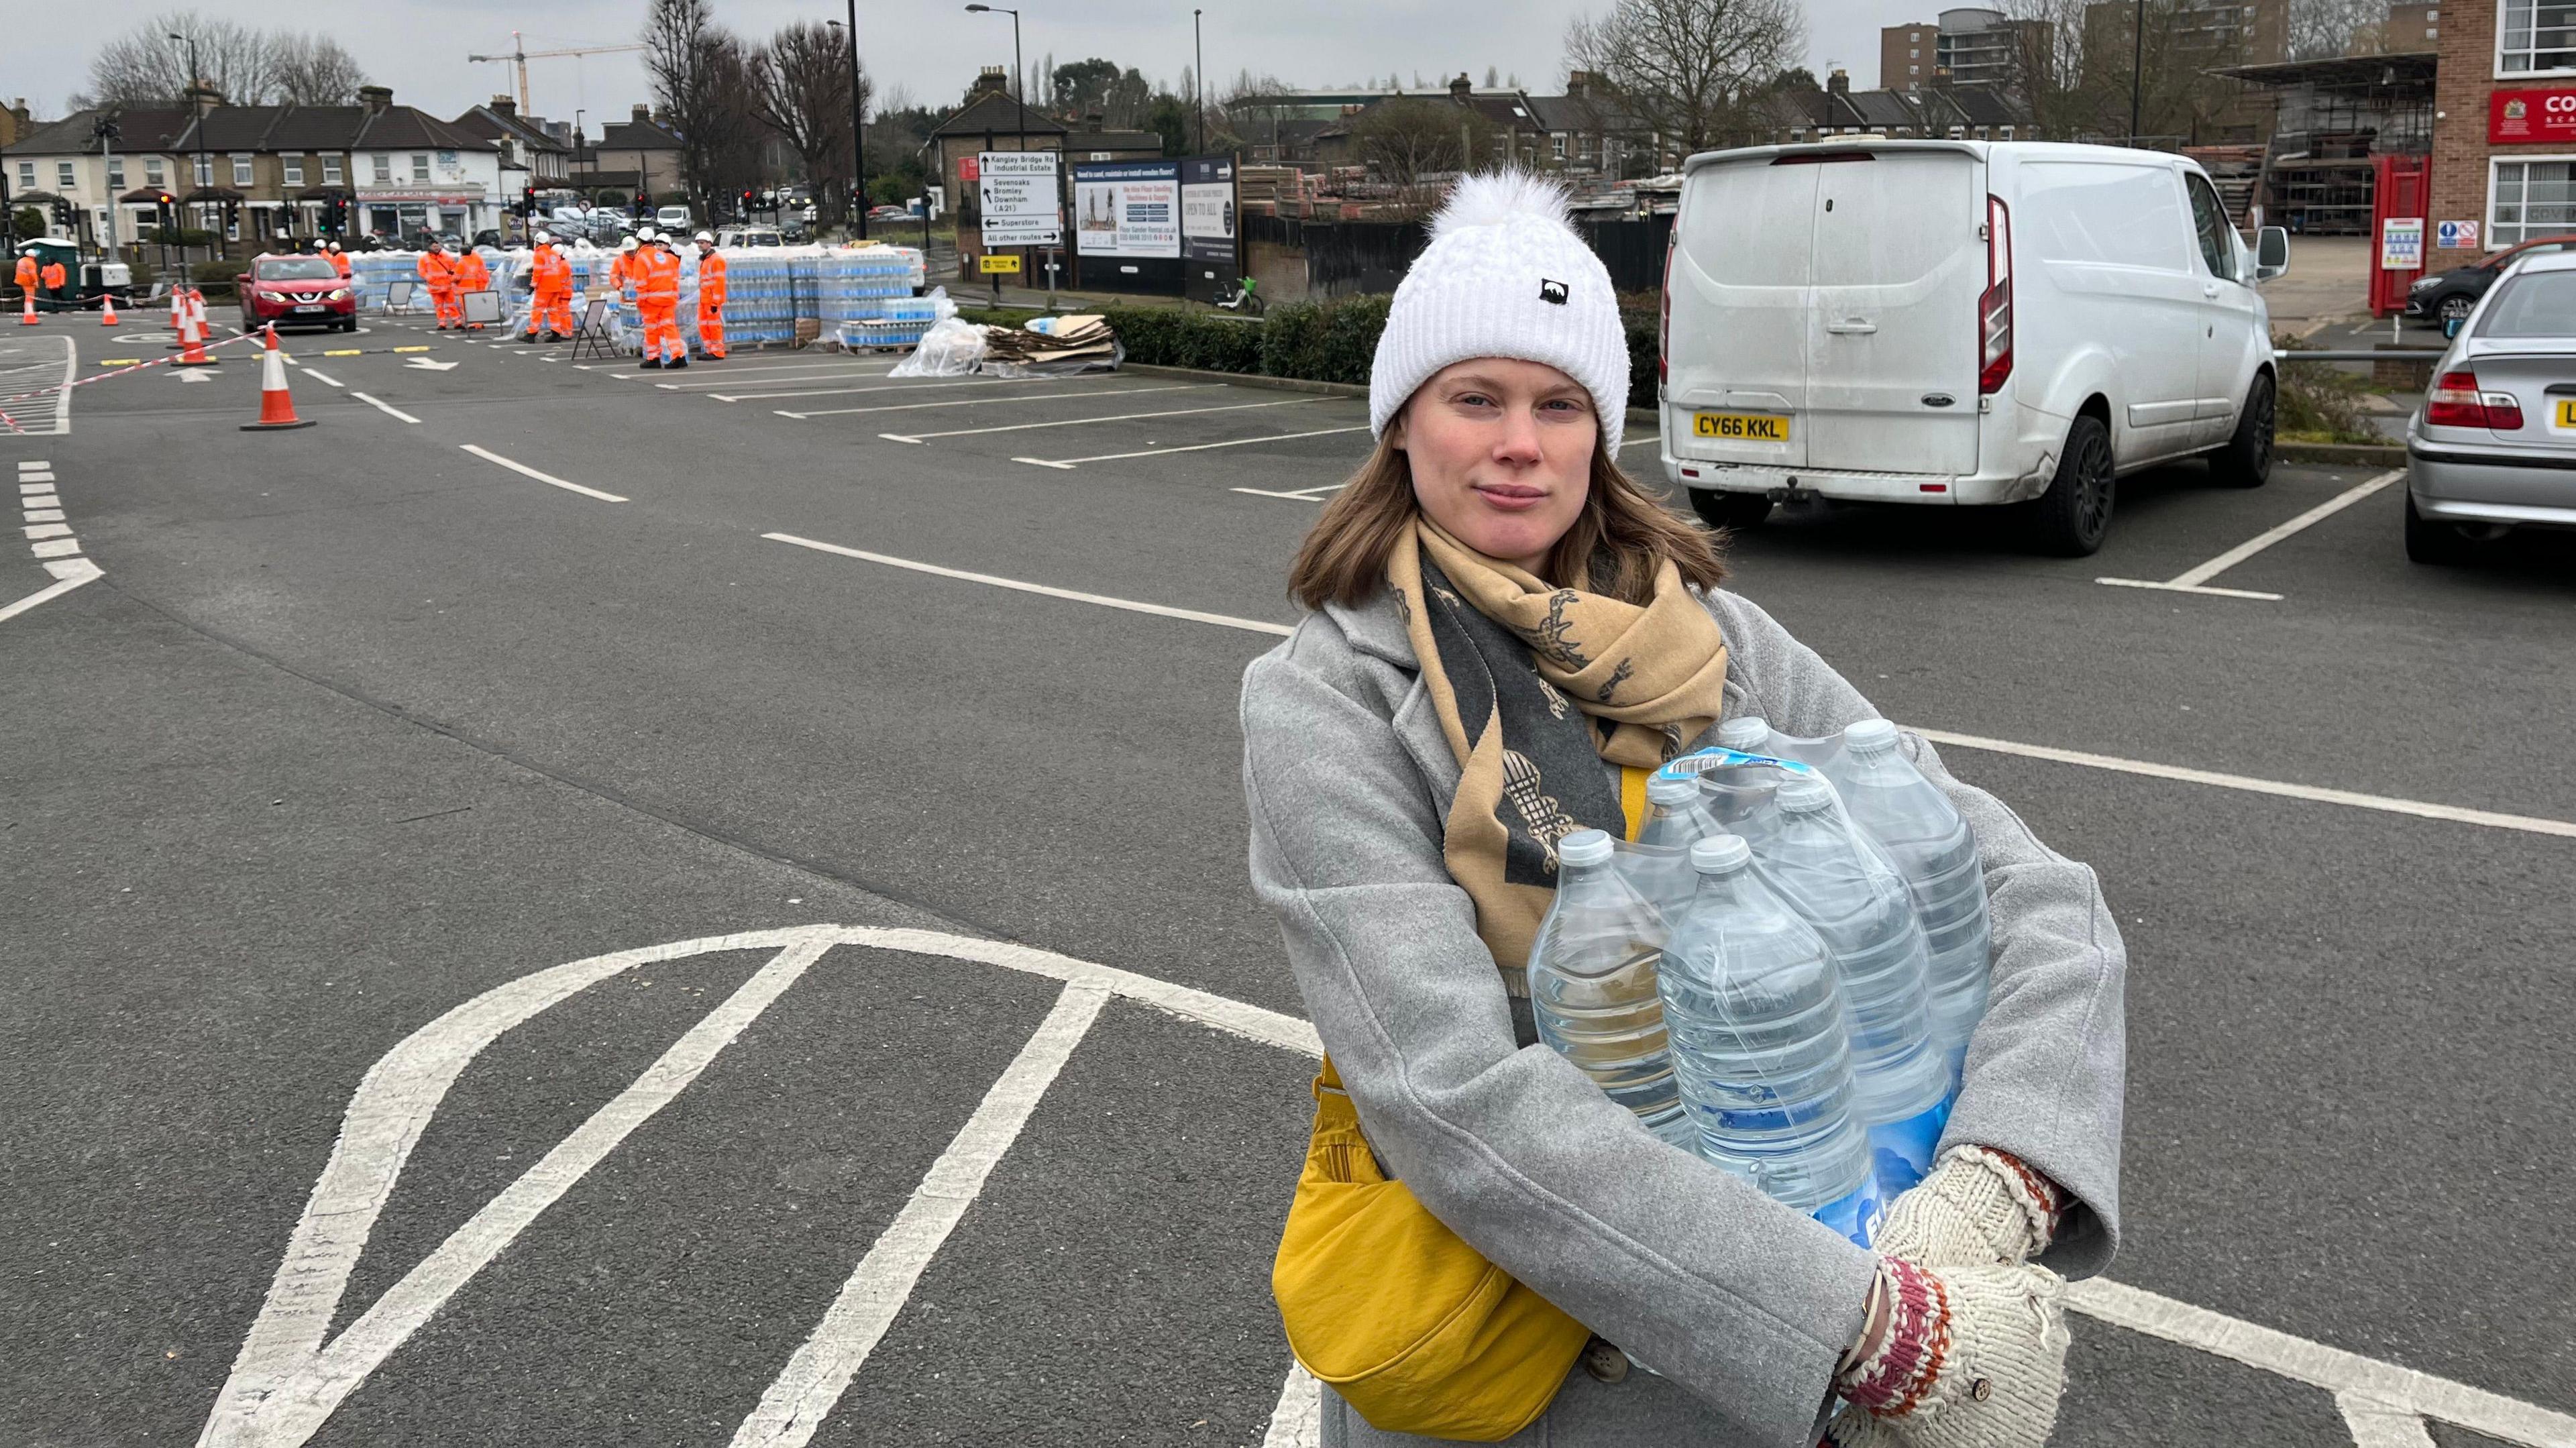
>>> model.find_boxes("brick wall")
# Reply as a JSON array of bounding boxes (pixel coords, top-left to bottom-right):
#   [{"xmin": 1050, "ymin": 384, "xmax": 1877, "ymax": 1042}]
[{"xmin": 2428, "ymin": 0, "xmax": 2497, "ymax": 272}]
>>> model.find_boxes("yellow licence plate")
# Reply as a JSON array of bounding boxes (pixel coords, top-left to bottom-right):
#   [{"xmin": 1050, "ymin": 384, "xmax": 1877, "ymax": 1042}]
[
  {"xmin": 1695, "ymin": 410, "xmax": 1792, "ymax": 443},
  {"xmin": 2556, "ymin": 399, "xmax": 2576, "ymax": 430}
]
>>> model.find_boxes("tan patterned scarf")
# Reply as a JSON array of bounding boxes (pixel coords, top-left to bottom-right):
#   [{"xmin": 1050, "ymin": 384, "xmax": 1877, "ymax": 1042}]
[{"xmin": 1387, "ymin": 517, "xmax": 1731, "ymax": 995}]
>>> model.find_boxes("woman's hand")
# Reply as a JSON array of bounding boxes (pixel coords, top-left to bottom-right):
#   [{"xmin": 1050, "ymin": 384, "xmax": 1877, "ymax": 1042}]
[
  {"xmin": 1874, "ymin": 1146, "xmax": 2064, "ymax": 1270},
  {"xmin": 1828, "ymin": 1258, "xmax": 2071, "ymax": 1448}
]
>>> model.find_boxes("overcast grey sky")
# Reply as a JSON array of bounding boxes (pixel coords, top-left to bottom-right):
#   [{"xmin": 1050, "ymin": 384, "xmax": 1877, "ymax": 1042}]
[{"xmin": 3, "ymin": 0, "xmax": 1925, "ymax": 129}]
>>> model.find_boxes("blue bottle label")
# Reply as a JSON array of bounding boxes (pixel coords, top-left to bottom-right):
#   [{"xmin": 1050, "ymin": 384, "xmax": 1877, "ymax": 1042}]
[
  {"xmin": 1868, "ymin": 1096, "xmax": 1955, "ymax": 1199},
  {"xmin": 1813, "ymin": 1176, "xmax": 1887, "ymax": 1249}
]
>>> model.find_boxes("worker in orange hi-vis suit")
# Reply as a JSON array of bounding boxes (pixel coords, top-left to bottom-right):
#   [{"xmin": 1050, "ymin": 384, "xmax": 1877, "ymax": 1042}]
[
  {"xmin": 40, "ymin": 258, "xmax": 68, "ymax": 309},
  {"xmin": 417, "ymin": 240, "xmax": 464, "ymax": 329},
  {"xmin": 521, "ymin": 231, "xmax": 574, "ymax": 342},
  {"xmin": 451, "ymin": 245, "xmax": 491, "ymax": 329},
  {"xmin": 633, "ymin": 234, "xmax": 686, "ymax": 370},
  {"xmin": 690, "ymin": 231, "xmax": 727, "ymax": 361},
  {"xmin": 14, "ymin": 249, "xmax": 38, "ymax": 307},
  {"xmin": 327, "ymin": 241, "xmax": 350, "ymax": 279}
]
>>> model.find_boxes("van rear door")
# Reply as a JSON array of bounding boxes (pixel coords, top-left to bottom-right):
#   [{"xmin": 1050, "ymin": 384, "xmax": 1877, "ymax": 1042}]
[
  {"xmin": 1804, "ymin": 149, "xmax": 1984, "ymax": 476},
  {"xmin": 1668, "ymin": 156, "xmax": 1819, "ymax": 469}
]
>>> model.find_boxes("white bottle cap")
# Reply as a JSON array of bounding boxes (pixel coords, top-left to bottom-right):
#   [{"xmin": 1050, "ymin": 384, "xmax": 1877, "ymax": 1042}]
[
  {"xmin": 1646, "ymin": 774, "xmax": 1699, "ymax": 805},
  {"xmin": 1777, "ymin": 776, "xmax": 1835, "ymax": 813},
  {"xmin": 1844, "ymin": 718, "xmax": 1900, "ymax": 753},
  {"xmin": 1718, "ymin": 716, "xmax": 1771, "ymax": 750},
  {"xmin": 1690, "ymin": 835, "xmax": 1752, "ymax": 872},
  {"xmin": 1558, "ymin": 829, "xmax": 1614, "ymax": 867}
]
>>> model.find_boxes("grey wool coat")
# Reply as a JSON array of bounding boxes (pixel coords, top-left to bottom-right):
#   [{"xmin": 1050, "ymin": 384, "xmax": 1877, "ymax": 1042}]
[{"xmin": 1240, "ymin": 585, "xmax": 2127, "ymax": 1448}]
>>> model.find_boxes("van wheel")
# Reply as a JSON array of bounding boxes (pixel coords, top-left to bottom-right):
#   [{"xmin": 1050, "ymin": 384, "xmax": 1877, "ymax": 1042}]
[
  {"xmin": 1689, "ymin": 490, "xmax": 1773, "ymax": 531},
  {"xmin": 2028, "ymin": 415, "xmax": 2116, "ymax": 555},
  {"xmin": 2208, "ymin": 374, "xmax": 2275, "ymax": 488}
]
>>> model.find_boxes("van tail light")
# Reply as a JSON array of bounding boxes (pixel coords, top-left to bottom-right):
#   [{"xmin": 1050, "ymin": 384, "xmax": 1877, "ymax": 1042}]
[
  {"xmin": 2426, "ymin": 370, "xmax": 2525, "ymax": 429},
  {"xmin": 1659, "ymin": 227, "xmax": 1674, "ymax": 386},
  {"xmin": 1978, "ymin": 194, "xmax": 2012, "ymax": 395}
]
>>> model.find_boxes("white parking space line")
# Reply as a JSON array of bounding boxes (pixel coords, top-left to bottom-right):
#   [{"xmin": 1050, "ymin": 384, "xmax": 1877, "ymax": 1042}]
[
  {"xmin": 2338, "ymin": 1393, "xmax": 2440, "ymax": 1448},
  {"xmin": 1018, "ymin": 424, "xmax": 1375, "ymax": 469},
  {"xmin": 2096, "ymin": 470, "xmax": 2402, "ymax": 600},
  {"xmin": 1260, "ymin": 1367, "xmax": 1322, "ymax": 1448},
  {"xmin": 763, "ymin": 533, "xmax": 1297, "ymax": 635},
  {"xmin": 765, "ymin": 537, "xmax": 2576, "ymax": 840},
  {"xmin": 654, "ymin": 364, "xmax": 902, "ymax": 391},
  {"xmin": 1233, "ymin": 482, "xmax": 1349, "ymax": 502},
  {"xmin": 728, "ymin": 982, "xmax": 1110, "ymax": 1448},
  {"xmin": 349, "ymin": 392, "xmax": 421, "ymax": 425},
  {"xmin": 715, "ymin": 376, "xmax": 1084, "ymax": 404},
  {"xmin": 460, "ymin": 444, "xmax": 628, "ymax": 503},
  {"xmin": 883, "ymin": 395, "xmax": 1329, "ymax": 445},
  {"xmin": 777, "ymin": 383, "xmax": 1217, "ymax": 422}
]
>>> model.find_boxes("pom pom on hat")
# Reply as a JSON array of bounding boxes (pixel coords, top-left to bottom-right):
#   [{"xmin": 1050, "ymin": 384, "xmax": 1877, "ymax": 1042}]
[{"xmin": 1368, "ymin": 170, "xmax": 1629, "ymax": 452}]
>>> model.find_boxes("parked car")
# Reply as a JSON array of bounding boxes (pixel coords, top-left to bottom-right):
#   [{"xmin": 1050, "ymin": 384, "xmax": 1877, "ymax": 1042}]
[
  {"xmin": 239, "ymin": 253, "xmax": 358, "ymax": 333},
  {"xmin": 655, "ymin": 205, "xmax": 693, "ymax": 232},
  {"xmin": 2404, "ymin": 233, "xmax": 2576, "ymax": 328},
  {"xmin": 714, "ymin": 227, "xmax": 784, "ymax": 247},
  {"xmin": 867, "ymin": 205, "xmax": 911, "ymax": 222},
  {"xmin": 1663, "ymin": 139, "xmax": 2288, "ymax": 555},
  {"xmin": 2403, "ymin": 248, "xmax": 2576, "ymax": 563}
]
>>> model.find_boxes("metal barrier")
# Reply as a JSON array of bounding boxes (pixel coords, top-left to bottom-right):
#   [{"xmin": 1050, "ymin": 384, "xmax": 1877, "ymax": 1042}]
[{"xmin": 2274, "ymin": 349, "xmax": 2446, "ymax": 361}]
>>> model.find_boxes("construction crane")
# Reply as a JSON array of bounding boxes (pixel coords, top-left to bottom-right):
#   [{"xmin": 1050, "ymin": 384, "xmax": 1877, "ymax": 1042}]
[{"xmin": 467, "ymin": 34, "xmax": 648, "ymax": 115}]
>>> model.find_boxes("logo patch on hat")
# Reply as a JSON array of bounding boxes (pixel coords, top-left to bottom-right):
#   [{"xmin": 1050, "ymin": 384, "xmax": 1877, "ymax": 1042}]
[{"xmin": 1538, "ymin": 278, "xmax": 1569, "ymax": 305}]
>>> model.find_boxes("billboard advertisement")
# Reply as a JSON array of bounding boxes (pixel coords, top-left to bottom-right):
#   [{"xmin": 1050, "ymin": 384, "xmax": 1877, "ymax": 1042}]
[
  {"xmin": 1180, "ymin": 156, "xmax": 1236, "ymax": 267},
  {"xmin": 1073, "ymin": 160, "xmax": 1181, "ymax": 258}
]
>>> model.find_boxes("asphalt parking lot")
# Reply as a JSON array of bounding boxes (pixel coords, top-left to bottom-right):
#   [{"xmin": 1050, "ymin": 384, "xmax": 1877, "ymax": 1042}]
[{"xmin": 1, "ymin": 315, "xmax": 2571, "ymax": 1448}]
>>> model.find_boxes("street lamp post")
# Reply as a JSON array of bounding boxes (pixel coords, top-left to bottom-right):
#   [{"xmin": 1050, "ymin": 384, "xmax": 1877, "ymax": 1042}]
[
  {"xmin": 963, "ymin": 5, "xmax": 1026, "ymax": 154},
  {"xmin": 172, "ymin": 29, "xmax": 207, "ymax": 266},
  {"xmin": 2129, "ymin": 0, "xmax": 2143, "ymax": 144},
  {"xmin": 830, "ymin": 12, "xmax": 867, "ymax": 239},
  {"xmin": 1194, "ymin": 9, "xmax": 1205, "ymax": 156}
]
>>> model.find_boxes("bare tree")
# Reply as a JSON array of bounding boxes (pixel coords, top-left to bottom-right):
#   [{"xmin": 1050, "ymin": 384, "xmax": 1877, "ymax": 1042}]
[
  {"xmin": 86, "ymin": 12, "xmax": 274, "ymax": 107},
  {"xmin": 752, "ymin": 21, "xmax": 861, "ymax": 225},
  {"xmin": 1350, "ymin": 97, "xmax": 1499, "ymax": 203},
  {"xmin": 1564, "ymin": 0, "xmax": 1805, "ymax": 158},
  {"xmin": 643, "ymin": 0, "xmax": 739, "ymax": 210},
  {"xmin": 2286, "ymin": 0, "xmax": 2389, "ymax": 58},
  {"xmin": 268, "ymin": 32, "xmax": 370, "ymax": 105}
]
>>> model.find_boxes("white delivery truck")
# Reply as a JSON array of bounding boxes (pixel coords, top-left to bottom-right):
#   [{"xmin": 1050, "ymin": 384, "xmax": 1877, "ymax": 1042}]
[{"xmin": 1661, "ymin": 140, "xmax": 2291, "ymax": 554}]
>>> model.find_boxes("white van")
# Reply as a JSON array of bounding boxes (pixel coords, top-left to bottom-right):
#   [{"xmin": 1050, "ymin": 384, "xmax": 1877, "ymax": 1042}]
[{"xmin": 1661, "ymin": 140, "xmax": 2290, "ymax": 554}]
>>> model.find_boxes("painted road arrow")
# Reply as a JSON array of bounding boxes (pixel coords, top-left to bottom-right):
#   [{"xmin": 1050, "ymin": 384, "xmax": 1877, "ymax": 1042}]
[{"xmin": 403, "ymin": 357, "xmax": 460, "ymax": 372}]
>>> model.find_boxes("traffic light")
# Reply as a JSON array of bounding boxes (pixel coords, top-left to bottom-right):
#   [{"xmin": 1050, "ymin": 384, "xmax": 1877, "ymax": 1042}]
[
  {"xmin": 739, "ymin": 188, "xmax": 754, "ymax": 219},
  {"xmin": 54, "ymin": 199, "xmax": 74, "ymax": 228},
  {"xmin": 155, "ymin": 191, "xmax": 176, "ymax": 231},
  {"xmin": 521, "ymin": 184, "xmax": 538, "ymax": 218}
]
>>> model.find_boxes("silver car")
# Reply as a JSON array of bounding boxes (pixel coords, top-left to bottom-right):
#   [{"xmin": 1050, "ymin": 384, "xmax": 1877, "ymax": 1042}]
[{"xmin": 2406, "ymin": 249, "xmax": 2576, "ymax": 562}]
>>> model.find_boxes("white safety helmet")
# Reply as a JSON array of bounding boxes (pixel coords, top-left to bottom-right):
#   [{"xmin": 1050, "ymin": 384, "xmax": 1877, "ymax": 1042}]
[
  {"xmin": 533, "ymin": 229, "xmax": 551, "ymax": 243},
  {"xmin": 621, "ymin": 235, "xmax": 640, "ymax": 252},
  {"xmin": 694, "ymin": 230, "xmax": 714, "ymax": 244},
  {"xmin": 635, "ymin": 226, "xmax": 656, "ymax": 241}
]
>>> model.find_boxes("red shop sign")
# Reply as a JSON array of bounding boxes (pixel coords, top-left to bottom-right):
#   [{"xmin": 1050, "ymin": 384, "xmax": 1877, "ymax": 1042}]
[{"xmin": 2490, "ymin": 87, "xmax": 2576, "ymax": 143}]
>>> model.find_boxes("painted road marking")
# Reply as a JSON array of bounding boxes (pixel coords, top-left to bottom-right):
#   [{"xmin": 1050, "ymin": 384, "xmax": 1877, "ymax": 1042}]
[
  {"xmin": 1263, "ymin": 1368, "xmax": 1322, "ymax": 1448},
  {"xmin": 298, "ymin": 368, "xmax": 343, "ymax": 388},
  {"xmin": 0, "ymin": 556, "xmax": 102, "ymax": 624},
  {"xmin": 765, "ymin": 533, "xmax": 1296, "ymax": 634},
  {"xmin": 1233, "ymin": 482, "xmax": 1350, "ymax": 502},
  {"xmin": 15, "ymin": 460, "xmax": 47, "ymax": 470},
  {"xmin": 653, "ymin": 364, "xmax": 902, "ymax": 390},
  {"xmin": 711, "ymin": 376, "xmax": 1064, "ymax": 404},
  {"xmin": 350, "ymin": 392, "xmax": 421, "ymax": 425},
  {"xmin": 24, "ymin": 508, "xmax": 64, "ymax": 522},
  {"xmin": 30, "ymin": 539, "xmax": 80, "ymax": 558},
  {"xmin": 776, "ymin": 383, "xmax": 1216, "ymax": 422},
  {"xmin": 727, "ymin": 981, "xmax": 1111, "ymax": 1448},
  {"xmin": 2097, "ymin": 471, "xmax": 2402, "ymax": 600},
  {"xmin": 24, "ymin": 522, "xmax": 71, "ymax": 540},
  {"xmin": 460, "ymin": 444, "xmax": 628, "ymax": 503},
  {"xmin": 883, "ymin": 394, "xmax": 1327, "ymax": 445},
  {"xmin": 0, "ymin": 335, "xmax": 78, "ymax": 435},
  {"xmin": 764, "ymin": 537, "xmax": 2576, "ymax": 841},
  {"xmin": 1017, "ymin": 424, "xmax": 1375, "ymax": 469},
  {"xmin": 404, "ymin": 357, "xmax": 460, "ymax": 372},
  {"xmin": 197, "ymin": 924, "xmax": 2575, "ymax": 1448}
]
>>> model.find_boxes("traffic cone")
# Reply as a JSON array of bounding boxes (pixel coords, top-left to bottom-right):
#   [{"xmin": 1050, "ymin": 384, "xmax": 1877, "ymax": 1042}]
[
  {"xmin": 168, "ymin": 288, "xmax": 182, "ymax": 331},
  {"xmin": 18, "ymin": 292, "xmax": 35, "ymax": 326},
  {"xmin": 239, "ymin": 325, "xmax": 313, "ymax": 431},
  {"xmin": 172, "ymin": 296, "xmax": 218, "ymax": 367},
  {"xmin": 100, "ymin": 293, "xmax": 119, "ymax": 327}
]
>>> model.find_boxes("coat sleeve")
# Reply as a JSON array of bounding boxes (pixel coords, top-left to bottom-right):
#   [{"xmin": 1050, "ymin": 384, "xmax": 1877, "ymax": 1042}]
[
  {"xmin": 1707, "ymin": 591, "xmax": 2128, "ymax": 1277},
  {"xmin": 1241, "ymin": 620, "xmax": 1877, "ymax": 1448}
]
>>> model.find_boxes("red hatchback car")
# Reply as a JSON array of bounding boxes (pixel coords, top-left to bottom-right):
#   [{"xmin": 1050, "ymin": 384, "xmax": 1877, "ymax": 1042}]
[{"xmin": 238, "ymin": 254, "xmax": 358, "ymax": 333}]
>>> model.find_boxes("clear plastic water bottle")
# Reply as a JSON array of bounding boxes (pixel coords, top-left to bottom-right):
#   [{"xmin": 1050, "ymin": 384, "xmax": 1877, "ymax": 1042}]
[
  {"xmin": 1633, "ymin": 774, "xmax": 1723, "ymax": 918},
  {"xmin": 1706, "ymin": 719, "xmax": 1788, "ymax": 841},
  {"xmin": 1834, "ymin": 719, "xmax": 1991, "ymax": 1085},
  {"xmin": 1752, "ymin": 776, "xmax": 1955, "ymax": 1199},
  {"xmin": 1527, "ymin": 829, "xmax": 1690, "ymax": 1146},
  {"xmin": 1658, "ymin": 834, "xmax": 1882, "ymax": 1245}
]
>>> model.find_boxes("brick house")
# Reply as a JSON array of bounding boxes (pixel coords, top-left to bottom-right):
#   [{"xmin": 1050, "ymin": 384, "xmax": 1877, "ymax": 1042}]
[{"xmin": 2426, "ymin": 0, "xmax": 2576, "ymax": 270}]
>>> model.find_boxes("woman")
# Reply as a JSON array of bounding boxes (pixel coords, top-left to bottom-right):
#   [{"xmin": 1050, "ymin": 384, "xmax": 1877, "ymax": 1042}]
[{"xmin": 1240, "ymin": 174, "xmax": 2125, "ymax": 1448}]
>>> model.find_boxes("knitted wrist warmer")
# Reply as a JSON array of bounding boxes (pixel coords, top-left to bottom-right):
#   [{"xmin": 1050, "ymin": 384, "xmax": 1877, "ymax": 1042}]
[
  {"xmin": 1835, "ymin": 1259, "xmax": 1949, "ymax": 1417},
  {"xmin": 1876, "ymin": 1146, "xmax": 2068, "ymax": 1269}
]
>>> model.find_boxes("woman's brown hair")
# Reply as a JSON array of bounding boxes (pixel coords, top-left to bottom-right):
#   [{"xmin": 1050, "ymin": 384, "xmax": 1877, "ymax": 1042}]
[{"xmin": 1287, "ymin": 424, "xmax": 1730, "ymax": 610}]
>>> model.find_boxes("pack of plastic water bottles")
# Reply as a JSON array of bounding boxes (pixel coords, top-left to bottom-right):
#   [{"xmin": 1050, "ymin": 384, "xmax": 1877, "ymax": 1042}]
[
  {"xmin": 818, "ymin": 244, "xmax": 936, "ymax": 349},
  {"xmin": 1527, "ymin": 718, "xmax": 1993, "ymax": 1248}
]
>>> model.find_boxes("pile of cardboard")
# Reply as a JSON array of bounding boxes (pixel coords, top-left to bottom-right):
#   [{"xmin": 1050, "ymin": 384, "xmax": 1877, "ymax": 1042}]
[{"xmin": 979, "ymin": 314, "xmax": 1119, "ymax": 374}]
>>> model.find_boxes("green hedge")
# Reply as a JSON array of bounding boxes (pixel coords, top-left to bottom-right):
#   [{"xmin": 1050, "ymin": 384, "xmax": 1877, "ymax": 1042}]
[{"xmin": 961, "ymin": 292, "xmax": 1662, "ymax": 403}]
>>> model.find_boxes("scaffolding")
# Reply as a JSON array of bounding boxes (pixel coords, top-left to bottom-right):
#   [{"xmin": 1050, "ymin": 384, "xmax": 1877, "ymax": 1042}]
[{"xmin": 2216, "ymin": 51, "xmax": 2434, "ymax": 235}]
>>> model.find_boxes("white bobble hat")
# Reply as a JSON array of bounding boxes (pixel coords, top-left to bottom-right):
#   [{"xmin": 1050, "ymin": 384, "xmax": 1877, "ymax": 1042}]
[{"xmin": 1368, "ymin": 171, "xmax": 1629, "ymax": 453}]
